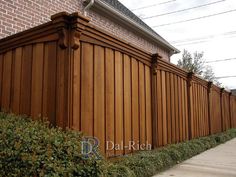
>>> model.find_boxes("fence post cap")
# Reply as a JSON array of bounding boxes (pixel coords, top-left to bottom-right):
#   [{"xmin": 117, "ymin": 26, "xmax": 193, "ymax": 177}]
[
  {"xmin": 208, "ymin": 81, "xmax": 213, "ymax": 87},
  {"xmin": 188, "ymin": 72, "xmax": 194, "ymax": 78},
  {"xmin": 70, "ymin": 12, "xmax": 90, "ymax": 23},
  {"xmin": 51, "ymin": 12, "xmax": 70, "ymax": 21},
  {"xmin": 152, "ymin": 53, "xmax": 162, "ymax": 58},
  {"xmin": 220, "ymin": 88, "xmax": 225, "ymax": 92}
]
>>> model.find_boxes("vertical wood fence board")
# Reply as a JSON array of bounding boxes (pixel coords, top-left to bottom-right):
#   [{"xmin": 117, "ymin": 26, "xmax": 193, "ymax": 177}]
[
  {"xmin": 81, "ymin": 43, "xmax": 94, "ymax": 136},
  {"xmin": 145, "ymin": 66, "xmax": 152, "ymax": 146},
  {"xmin": 124, "ymin": 54, "xmax": 132, "ymax": 154},
  {"xmin": 0, "ymin": 54, "xmax": 3, "ymax": 108},
  {"xmin": 42, "ymin": 42, "xmax": 57, "ymax": 124},
  {"xmin": 139, "ymin": 62, "xmax": 146, "ymax": 146},
  {"xmin": 71, "ymin": 47, "xmax": 80, "ymax": 130},
  {"xmin": 131, "ymin": 59, "xmax": 139, "ymax": 151},
  {"xmin": 157, "ymin": 70, "xmax": 163, "ymax": 146},
  {"xmin": 31, "ymin": 43, "xmax": 44, "ymax": 119},
  {"xmin": 174, "ymin": 75, "xmax": 180, "ymax": 142},
  {"xmin": 94, "ymin": 45, "xmax": 105, "ymax": 155},
  {"xmin": 170, "ymin": 73, "xmax": 176, "ymax": 143},
  {"xmin": 20, "ymin": 45, "xmax": 33, "ymax": 115},
  {"xmin": 11, "ymin": 47, "xmax": 22, "ymax": 114},
  {"xmin": 161, "ymin": 71, "xmax": 167, "ymax": 145},
  {"xmin": 56, "ymin": 46, "xmax": 69, "ymax": 128},
  {"xmin": 105, "ymin": 48, "xmax": 115, "ymax": 157},
  {"xmin": 114, "ymin": 51, "xmax": 124, "ymax": 155},
  {"xmin": 179, "ymin": 77, "xmax": 183, "ymax": 142},
  {"xmin": 2, "ymin": 51, "xmax": 12, "ymax": 112},
  {"xmin": 166, "ymin": 72, "xmax": 172, "ymax": 144}
]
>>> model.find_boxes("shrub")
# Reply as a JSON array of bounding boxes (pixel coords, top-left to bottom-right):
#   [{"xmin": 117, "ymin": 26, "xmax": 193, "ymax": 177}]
[
  {"xmin": 0, "ymin": 113, "xmax": 103, "ymax": 177},
  {"xmin": 1, "ymin": 112, "xmax": 236, "ymax": 177},
  {"xmin": 103, "ymin": 163, "xmax": 136, "ymax": 177},
  {"xmin": 112, "ymin": 128, "xmax": 236, "ymax": 177}
]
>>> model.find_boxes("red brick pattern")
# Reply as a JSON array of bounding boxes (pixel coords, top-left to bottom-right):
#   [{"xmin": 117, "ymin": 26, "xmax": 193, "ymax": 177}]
[{"xmin": 0, "ymin": 0, "xmax": 170, "ymax": 60}]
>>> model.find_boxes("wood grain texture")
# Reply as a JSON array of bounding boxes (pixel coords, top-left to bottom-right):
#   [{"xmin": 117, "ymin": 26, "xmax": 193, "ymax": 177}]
[
  {"xmin": 42, "ymin": 42, "xmax": 57, "ymax": 124},
  {"xmin": 105, "ymin": 48, "xmax": 115, "ymax": 157},
  {"xmin": 166, "ymin": 72, "xmax": 172, "ymax": 144},
  {"xmin": 157, "ymin": 70, "xmax": 163, "ymax": 146},
  {"xmin": 131, "ymin": 59, "xmax": 140, "ymax": 150},
  {"xmin": 94, "ymin": 45, "xmax": 105, "ymax": 155},
  {"xmin": 139, "ymin": 62, "xmax": 146, "ymax": 146},
  {"xmin": 20, "ymin": 45, "xmax": 33, "ymax": 115},
  {"xmin": 0, "ymin": 12, "xmax": 235, "ymax": 158},
  {"xmin": 11, "ymin": 48, "xmax": 22, "ymax": 114},
  {"xmin": 145, "ymin": 66, "xmax": 152, "ymax": 146},
  {"xmin": 0, "ymin": 54, "xmax": 3, "ymax": 108},
  {"xmin": 161, "ymin": 71, "xmax": 167, "ymax": 145},
  {"xmin": 71, "ymin": 46, "xmax": 80, "ymax": 130},
  {"xmin": 31, "ymin": 43, "xmax": 44, "ymax": 119},
  {"xmin": 124, "ymin": 54, "xmax": 132, "ymax": 154},
  {"xmin": 2, "ymin": 51, "xmax": 13, "ymax": 111},
  {"xmin": 115, "ymin": 51, "xmax": 124, "ymax": 155},
  {"xmin": 81, "ymin": 43, "xmax": 94, "ymax": 136}
]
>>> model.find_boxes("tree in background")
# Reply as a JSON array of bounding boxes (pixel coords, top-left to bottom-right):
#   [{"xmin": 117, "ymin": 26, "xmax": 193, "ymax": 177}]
[
  {"xmin": 203, "ymin": 65, "xmax": 222, "ymax": 87},
  {"xmin": 177, "ymin": 49, "xmax": 222, "ymax": 86},
  {"xmin": 177, "ymin": 49, "xmax": 205, "ymax": 75}
]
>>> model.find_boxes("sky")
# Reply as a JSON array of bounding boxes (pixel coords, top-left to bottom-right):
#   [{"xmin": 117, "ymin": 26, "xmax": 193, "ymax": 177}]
[{"xmin": 119, "ymin": 0, "xmax": 236, "ymax": 89}]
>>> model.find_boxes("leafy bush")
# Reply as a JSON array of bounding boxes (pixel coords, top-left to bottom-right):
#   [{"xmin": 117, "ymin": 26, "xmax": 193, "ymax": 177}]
[
  {"xmin": 0, "ymin": 113, "xmax": 103, "ymax": 177},
  {"xmin": 1, "ymin": 112, "xmax": 236, "ymax": 177},
  {"xmin": 112, "ymin": 128, "xmax": 236, "ymax": 177},
  {"xmin": 104, "ymin": 163, "xmax": 136, "ymax": 177}
]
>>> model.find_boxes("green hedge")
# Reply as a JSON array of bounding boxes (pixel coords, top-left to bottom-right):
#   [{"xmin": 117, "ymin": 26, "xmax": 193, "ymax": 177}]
[
  {"xmin": 0, "ymin": 113, "xmax": 103, "ymax": 177},
  {"xmin": 1, "ymin": 112, "xmax": 236, "ymax": 177},
  {"xmin": 108, "ymin": 129, "xmax": 236, "ymax": 177}
]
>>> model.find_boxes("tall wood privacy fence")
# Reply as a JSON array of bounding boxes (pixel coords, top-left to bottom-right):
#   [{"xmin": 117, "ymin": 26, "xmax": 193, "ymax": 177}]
[{"xmin": 0, "ymin": 12, "xmax": 236, "ymax": 157}]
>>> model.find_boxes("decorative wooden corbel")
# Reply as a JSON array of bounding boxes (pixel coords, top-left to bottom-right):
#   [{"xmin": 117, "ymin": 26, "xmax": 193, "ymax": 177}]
[
  {"xmin": 51, "ymin": 12, "xmax": 70, "ymax": 49},
  {"xmin": 70, "ymin": 29, "xmax": 81, "ymax": 49},
  {"xmin": 58, "ymin": 28, "xmax": 69, "ymax": 49},
  {"xmin": 151, "ymin": 53, "xmax": 162, "ymax": 75},
  {"xmin": 220, "ymin": 88, "xmax": 225, "ymax": 96},
  {"xmin": 69, "ymin": 12, "xmax": 90, "ymax": 50},
  {"xmin": 187, "ymin": 72, "xmax": 194, "ymax": 87},
  {"xmin": 207, "ymin": 81, "xmax": 213, "ymax": 93}
]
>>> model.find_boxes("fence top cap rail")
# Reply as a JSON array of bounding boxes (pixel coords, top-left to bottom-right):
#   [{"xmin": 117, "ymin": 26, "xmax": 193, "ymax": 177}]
[
  {"xmin": 50, "ymin": 12, "xmax": 90, "ymax": 23},
  {"xmin": 0, "ymin": 12, "xmax": 90, "ymax": 44},
  {"xmin": 0, "ymin": 11, "xmax": 93, "ymax": 52}
]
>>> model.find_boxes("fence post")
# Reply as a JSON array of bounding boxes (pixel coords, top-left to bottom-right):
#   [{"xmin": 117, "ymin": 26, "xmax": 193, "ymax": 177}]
[
  {"xmin": 220, "ymin": 88, "xmax": 224, "ymax": 132},
  {"xmin": 151, "ymin": 53, "xmax": 161, "ymax": 149},
  {"xmin": 187, "ymin": 72, "xmax": 193, "ymax": 140},
  {"xmin": 207, "ymin": 82, "xmax": 213, "ymax": 135},
  {"xmin": 229, "ymin": 92, "xmax": 232, "ymax": 128},
  {"xmin": 51, "ymin": 12, "xmax": 90, "ymax": 129}
]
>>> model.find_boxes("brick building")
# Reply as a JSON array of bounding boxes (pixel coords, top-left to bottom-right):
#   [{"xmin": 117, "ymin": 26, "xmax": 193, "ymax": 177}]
[{"xmin": 0, "ymin": 0, "xmax": 179, "ymax": 61}]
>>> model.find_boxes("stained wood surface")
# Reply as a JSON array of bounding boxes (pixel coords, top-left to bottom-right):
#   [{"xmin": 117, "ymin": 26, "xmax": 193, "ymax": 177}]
[{"xmin": 0, "ymin": 12, "xmax": 236, "ymax": 158}]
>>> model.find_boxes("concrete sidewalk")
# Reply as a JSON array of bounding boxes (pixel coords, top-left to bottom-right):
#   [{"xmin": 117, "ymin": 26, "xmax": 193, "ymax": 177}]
[{"xmin": 154, "ymin": 138, "xmax": 236, "ymax": 177}]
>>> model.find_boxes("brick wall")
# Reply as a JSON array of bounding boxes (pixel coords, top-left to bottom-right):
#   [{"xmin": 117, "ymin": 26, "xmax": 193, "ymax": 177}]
[{"xmin": 0, "ymin": 0, "xmax": 170, "ymax": 60}]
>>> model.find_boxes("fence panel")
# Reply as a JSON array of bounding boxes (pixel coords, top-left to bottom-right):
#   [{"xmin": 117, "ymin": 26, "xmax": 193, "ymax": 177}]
[
  {"xmin": 0, "ymin": 12, "xmax": 236, "ymax": 158},
  {"xmin": 210, "ymin": 86, "xmax": 222, "ymax": 134},
  {"xmin": 155, "ymin": 60, "xmax": 189, "ymax": 145},
  {"xmin": 191, "ymin": 77, "xmax": 209, "ymax": 138}
]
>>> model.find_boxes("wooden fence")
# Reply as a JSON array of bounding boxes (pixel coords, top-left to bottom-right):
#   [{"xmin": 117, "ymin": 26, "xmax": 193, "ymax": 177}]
[{"xmin": 0, "ymin": 12, "xmax": 236, "ymax": 157}]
